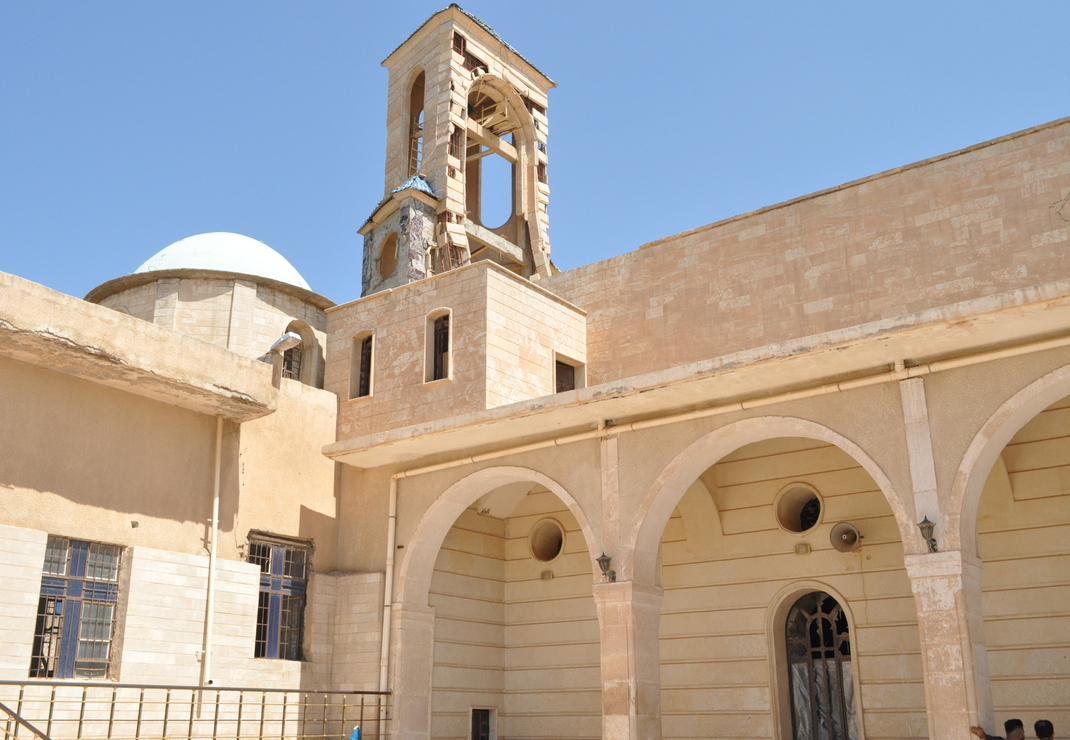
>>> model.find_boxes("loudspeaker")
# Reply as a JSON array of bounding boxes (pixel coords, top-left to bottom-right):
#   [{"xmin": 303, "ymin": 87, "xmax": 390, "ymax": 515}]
[{"xmin": 830, "ymin": 522, "xmax": 862, "ymax": 552}]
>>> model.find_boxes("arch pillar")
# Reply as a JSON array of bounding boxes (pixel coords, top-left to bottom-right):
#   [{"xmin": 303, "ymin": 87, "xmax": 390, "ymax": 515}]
[
  {"xmin": 593, "ymin": 580, "xmax": 663, "ymax": 740},
  {"xmin": 905, "ymin": 550, "xmax": 992, "ymax": 740},
  {"xmin": 387, "ymin": 603, "xmax": 435, "ymax": 740}
]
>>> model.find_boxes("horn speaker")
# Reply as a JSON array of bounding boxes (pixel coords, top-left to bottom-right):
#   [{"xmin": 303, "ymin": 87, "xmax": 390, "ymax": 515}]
[{"xmin": 830, "ymin": 522, "xmax": 862, "ymax": 552}]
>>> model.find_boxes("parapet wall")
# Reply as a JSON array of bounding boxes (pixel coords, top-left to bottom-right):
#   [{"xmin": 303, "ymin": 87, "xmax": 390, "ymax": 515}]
[{"xmin": 542, "ymin": 118, "xmax": 1070, "ymax": 386}]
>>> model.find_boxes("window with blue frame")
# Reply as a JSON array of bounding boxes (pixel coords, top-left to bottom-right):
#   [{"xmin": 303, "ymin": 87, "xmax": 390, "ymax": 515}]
[
  {"xmin": 247, "ymin": 538, "xmax": 308, "ymax": 660},
  {"xmin": 30, "ymin": 536, "xmax": 122, "ymax": 679}
]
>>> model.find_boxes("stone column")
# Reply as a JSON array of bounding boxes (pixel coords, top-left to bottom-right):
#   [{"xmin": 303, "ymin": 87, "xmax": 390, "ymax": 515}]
[
  {"xmin": 387, "ymin": 603, "xmax": 435, "ymax": 740},
  {"xmin": 593, "ymin": 581, "xmax": 663, "ymax": 740},
  {"xmin": 905, "ymin": 550, "xmax": 993, "ymax": 740}
]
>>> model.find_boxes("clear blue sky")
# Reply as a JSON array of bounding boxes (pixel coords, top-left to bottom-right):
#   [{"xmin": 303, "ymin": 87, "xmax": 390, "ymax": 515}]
[{"xmin": 2, "ymin": 2, "xmax": 1067, "ymax": 305}]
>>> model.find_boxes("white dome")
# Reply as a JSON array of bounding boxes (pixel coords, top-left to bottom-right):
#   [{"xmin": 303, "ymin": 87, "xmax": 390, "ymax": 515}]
[{"xmin": 134, "ymin": 233, "xmax": 311, "ymax": 290}]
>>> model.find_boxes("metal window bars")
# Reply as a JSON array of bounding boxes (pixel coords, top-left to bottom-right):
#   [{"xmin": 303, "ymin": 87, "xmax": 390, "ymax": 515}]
[{"xmin": 0, "ymin": 682, "xmax": 389, "ymax": 740}]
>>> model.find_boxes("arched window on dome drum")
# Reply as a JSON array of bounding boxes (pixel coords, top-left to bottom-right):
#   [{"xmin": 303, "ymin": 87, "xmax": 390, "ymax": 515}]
[{"xmin": 786, "ymin": 592, "xmax": 858, "ymax": 740}]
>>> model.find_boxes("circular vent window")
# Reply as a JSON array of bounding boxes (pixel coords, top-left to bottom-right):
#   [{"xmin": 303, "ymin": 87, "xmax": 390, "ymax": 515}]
[
  {"xmin": 775, "ymin": 484, "xmax": 822, "ymax": 534},
  {"xmin": 529, "ymin": 519, "xmax": 565, "ymax": 562}
]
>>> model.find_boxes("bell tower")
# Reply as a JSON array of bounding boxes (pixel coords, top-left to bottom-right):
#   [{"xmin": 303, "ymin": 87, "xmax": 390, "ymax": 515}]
[{"xmin": 359, "ymin": 5, "xmax": 555, "ymax": 297}]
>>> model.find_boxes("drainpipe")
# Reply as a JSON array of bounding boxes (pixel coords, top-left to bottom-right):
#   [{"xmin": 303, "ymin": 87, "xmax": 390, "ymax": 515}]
[
  {"xmin": 201, "ymin": 415, "xmax": 223, "ymax": 686},
  {"xmin": 377, "ymin": 475, "xmax": 399, "ymax": 734}
]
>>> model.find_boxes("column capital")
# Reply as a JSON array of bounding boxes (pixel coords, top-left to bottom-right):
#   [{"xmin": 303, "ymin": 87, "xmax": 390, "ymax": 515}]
[{"xmin": 592, "ymin": 579, "xmax": 663, "ymax": 606}]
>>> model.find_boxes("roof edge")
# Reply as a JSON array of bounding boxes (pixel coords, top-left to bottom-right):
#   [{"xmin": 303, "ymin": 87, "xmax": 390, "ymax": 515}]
[
  {"xmin": 382, "ymin": 5, "xmax": 554, "ymax": 88},
  {"xmin": 86, "ymin": 269, "xmax": 336, "ymax": 310}
]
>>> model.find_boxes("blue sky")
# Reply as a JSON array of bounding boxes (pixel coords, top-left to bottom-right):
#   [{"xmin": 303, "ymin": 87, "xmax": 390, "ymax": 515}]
[{"xmin": 2, "ymin": 2, "xmax": 1067, "ymax": 305}]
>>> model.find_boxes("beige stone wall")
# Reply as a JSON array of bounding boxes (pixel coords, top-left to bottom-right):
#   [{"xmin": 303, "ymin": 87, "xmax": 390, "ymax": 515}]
[
  {"xmin": 329, "ymin": 266, "xmax": 489, "ymax": 438},
  {"xmin": 98, "ymin": 277, "xmax": 327, "ymax": 386},
  {"xmin": 485, "ymin": 267, "xmax": 586, "ymax": 406},
  {"xmin": 542, "ymin": 119, "xmax": 1070, "ymax": 386},
  {"xmin": 502, "ymin": 489, "xmax": 601, "ymax": 738},
  {"xmin": 430, "ymin": 507, "xmax": 506, "ymax": 738},
  {"xmin": 978, "ymin": 396, "xmax": 1070, "ymax": 730},
  {"xmin": 0, "ymin": 525, "xmax": 47, "ymax": 674},
  {"xmin": 99, "ymin": 281, "xmax": 156, "ymax": 320},
  {"xmin": 660, "ymin": 438, "xmax": 925, "ymax": 740},
  {"xmin": 328, "ymin": 573, "xmax": 385, "ymax": 691},
  {"xmin": 428, "ymin": 490, "xmax": 600, "ymax": 740},
  {"xmin": 329, "ymin": 263, "xmax": 583, "ymax": 438}
]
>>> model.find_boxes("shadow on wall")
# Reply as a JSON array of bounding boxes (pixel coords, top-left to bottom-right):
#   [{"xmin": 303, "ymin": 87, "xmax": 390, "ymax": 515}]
[{"xmin": 0, "ymin": 354, "xmax": 241, "ymax": 540}]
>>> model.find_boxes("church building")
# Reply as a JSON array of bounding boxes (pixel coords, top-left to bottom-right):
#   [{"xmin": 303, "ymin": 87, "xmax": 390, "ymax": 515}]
[{"xmin": 1, "ymin": 6, "xmax": 1068, "ymax": 740}]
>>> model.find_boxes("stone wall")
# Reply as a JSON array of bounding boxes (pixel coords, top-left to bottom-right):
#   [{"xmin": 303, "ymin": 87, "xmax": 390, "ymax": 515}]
[
  {"xmin": 428, "ymin": 489, "xmax": 600, "ymax": 740},
  {"xmin": 978, "ymin": 396, "xmax": 1070, "ymax": 732},
  {"xmin": 659, "ymin": 438, "xmax": 926, "ymax": 740},
  {"xmin": 541, "ymin": 119, "xmax": 1070, "ymax": 386}
]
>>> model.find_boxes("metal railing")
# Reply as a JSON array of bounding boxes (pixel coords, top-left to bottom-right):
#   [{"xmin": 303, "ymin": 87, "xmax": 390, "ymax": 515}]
[
  {"xmin": 0, "ymin": 682, "xmax": 388, "ymax": 740},
  {"xmin": 1, "ymin": 700, "xmax": 52, "ymax": 740}
]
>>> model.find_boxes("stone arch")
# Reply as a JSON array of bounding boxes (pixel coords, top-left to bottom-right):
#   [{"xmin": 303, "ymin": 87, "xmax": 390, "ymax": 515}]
[
  {"xmin": 765, "ymin": 581, "xmax": 866, "ymax": 740},
  {"xmin": 627, "ymin": 416, "xmax": 913, "ymax": 587},
  {"xmin": 394, "ymin": 465, "xmax": 600, "ymax": 609},
  {"xmin": 946, "ymin": 361, "xmax": 1070, "ymax": 555}
]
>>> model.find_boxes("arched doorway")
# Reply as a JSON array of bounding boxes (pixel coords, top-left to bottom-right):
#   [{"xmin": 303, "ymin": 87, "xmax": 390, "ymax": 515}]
[
  {"xmin": 972, "ymin": 393, "xmax": 1070, "ymax": 728},
  {"xmin": 785, "ymin": 592, "xmax": 858, "ymax": 740},
  {"xmin": 428, "ymin": 482, "xmax": 600, "ymax": 739},
  {"xmin": 655, "ymin": 435, "xmax": 923, "ymax": 740}
]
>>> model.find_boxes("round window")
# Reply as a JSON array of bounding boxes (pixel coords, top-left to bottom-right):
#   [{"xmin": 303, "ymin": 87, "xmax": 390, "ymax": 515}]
[
  {"xmin": 775, "ymin": 483, "xmax": 822, "ymax": 534},
  {"xmin": 378, "ymin": 233, "xmax": 399, "ymax": 280},
  {"xmin": 529, "ymin": 519, "xmax": 564, "ymax": 562}
]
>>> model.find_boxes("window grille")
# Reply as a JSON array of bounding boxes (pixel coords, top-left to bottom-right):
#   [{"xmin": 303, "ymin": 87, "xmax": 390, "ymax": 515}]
[
  {"xmin": 282, "ymin": 345, "xmax": 303, "ymax": 381},
  {"xmin": 786, "ymin": 592, "xmax": 858, "ymax": 740},
  {"xmin": 448, "ymin": 126, "xmax": 465, "ymax": 160},
  {"xmin": 357, "ymin": 335, "xmax": 373, "ymax": 398},
  {"xmin": 249, "ymin": 539, "xmax": 308, "ymax": 661},
  {"xmin": 31, "ymin": 537, "xmax": 121, "ymax": 679},
  {"xmin": 555, "ymin": 360, "xmax": 575, "ymax": 393},
  {"xmin": 471, "ymin": 709, "xmax": 491, "ymax": 740},
  {"xmin": 432, "ymin": 315, "xmax": 450, "ymax": 381},
  {"xmin": 452, "ymin": 32, "xmax": 466, "ymax": 55}
]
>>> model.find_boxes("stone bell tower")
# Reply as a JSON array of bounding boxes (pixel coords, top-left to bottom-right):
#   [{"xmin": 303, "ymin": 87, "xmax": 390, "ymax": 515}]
[{"xmin": 359, "ymin": 4, "xmax": 555, "ymax": 297}]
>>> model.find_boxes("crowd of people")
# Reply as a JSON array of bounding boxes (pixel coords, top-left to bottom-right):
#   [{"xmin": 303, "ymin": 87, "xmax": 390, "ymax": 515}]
[{"xmin": 972, "ymin": 719, "xmax": 1055, "ymax": 740}]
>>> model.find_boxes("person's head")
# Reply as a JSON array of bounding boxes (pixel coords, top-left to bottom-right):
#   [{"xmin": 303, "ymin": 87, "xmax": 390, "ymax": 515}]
[
  {"xmin": 1005, "ymin": 719, "xmax": 1025, "ymax": 740},
  {"xmin": 1035, "ymin": 720, "xmax": 1053, "ymax": 740}
]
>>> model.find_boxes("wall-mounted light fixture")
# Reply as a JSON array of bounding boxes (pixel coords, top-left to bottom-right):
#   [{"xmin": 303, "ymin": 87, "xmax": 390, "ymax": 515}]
[
  {"xmin": 917, "ymin": 516, "xmax": 937, "ymax": 553},
  {"xmin": 596, "ymin": 552, "xmax": 616, "ymax": 582}
]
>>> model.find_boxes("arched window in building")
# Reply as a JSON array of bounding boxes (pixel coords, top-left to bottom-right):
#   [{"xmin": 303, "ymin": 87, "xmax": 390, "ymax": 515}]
[
  {"xmin": 424, "ymin": 308, "xmax": 451, "ymax": 383},
  {"xmin": 408, "ymin": 71, "xmax": 425, "ymax": 176},
  {"xmin": 785, "ymin": 592, "xmax": 858, "ymax": 740},
  {"xmin": 282, "ymin": 320, "xmax": 318, "ymax": 387}
]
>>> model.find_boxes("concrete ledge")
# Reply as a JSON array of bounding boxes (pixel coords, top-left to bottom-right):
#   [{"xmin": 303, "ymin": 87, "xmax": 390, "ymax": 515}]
[
  {"xmin": 325, "ymin": 278, "xmax": 1070, "ymax": 468},
  {"xmin": 0, "ymin": 271, "xmax": 278, "ymax": 422}
]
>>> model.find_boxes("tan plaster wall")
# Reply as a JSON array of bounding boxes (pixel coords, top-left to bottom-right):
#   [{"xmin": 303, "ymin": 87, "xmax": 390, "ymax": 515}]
[
  {"xmin": 0, "ymin": 353, "xmax": 222, "ymax": 555},
  {"xmin": 428, "ymin": 490, "xmax": 600, "ymax": 740},
  {"xmin": 659, "ymin": 438, "xmax": 925, "ymax": 740},
  {"xmin": 236, "ymin": 379, "xmax": 339, "ymax": 569},
  {"xmin": 541, "ymin": 120, "xmax": 1070, "ymax": 386},
  {"xmin": 0, "ymin": 352, "xmax": 337, "ymax": 569},
  {"xmin": 0, "ymin": 525, "xmax": 47, "ymax": 674},
  {"xmin": 978, "ymin": 396, "xmax": 1070, "ymax": 729}
]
